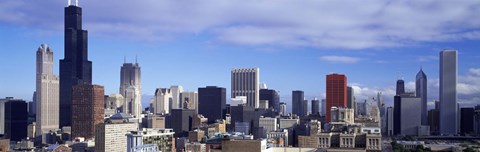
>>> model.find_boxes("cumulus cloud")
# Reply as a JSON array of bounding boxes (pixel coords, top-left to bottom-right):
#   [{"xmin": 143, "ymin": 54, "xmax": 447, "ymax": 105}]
[
  {"xmin": 0, "ymin": 0, "xmax": 479, "ymax": 49},
  {"xmin": 319, "ymin": 56, "xmax": 362, "ymax": 64}
]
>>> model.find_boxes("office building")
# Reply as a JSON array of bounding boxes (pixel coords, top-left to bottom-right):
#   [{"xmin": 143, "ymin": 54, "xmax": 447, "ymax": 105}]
[
  {"xmin": 311, "ymin": 98, "xmax": 320, "ymax": 115},
  {"xmin": 230, "ymin": 105, "xmax": 256, "ymax": 133},
  {"xmin": 279, "ymin": 118, "xmax": 299, "ymax": 129},
  {"xmin": 321, "ymin": 99, "xmax": 326, "ymax": 116},
  {"xmin": 59, "ymin": 2, "xmax": 92, "ymax": 127},
  {"xmin": 460, "ymin": 108, "xmax": 474, "ymax": 135},
  {"xmin": 330, "ymin": 107, "xmax": 354, "ymax": 124},
  {"xmin": 123, "ymin": 85, "xmax": 142, "ymax": 120},
  {"xmin": 71, "ymin": 84, "xmax": 104, "ymax": 139},
  {"xmin": 386, "ymin": 107, "xmax": 394, "ymax": 136},
  {"xmin": 170, "ymin": 109, "xmax": 196, "ymax": 137},
  {"xmin": 416, "ymin": 68, "xmax": 428, "ymax": 125},
  {"xmin": 231, "ymin": 68, "xmax": 260, "ymax": 108},
  {"xmin": 474, "ymin": 105, "xmax": 480, "ymax": 136},
  {"xmin": 105, "ymin": 94, "xmax": 123, "ymax": 111},
  {"xmin": 259, "ymin": 117, "xmax": 277, "ymax": 132},
  {"xmin": 356, "ymin": 100, "xmax": 367, "ymax": 116},
  {"xmin": 36, "ymin": 44, "xmax": 60, "ymax": 136},
  {"xmin": 126, "ymin": 128, "xmax": 175, "ymax": 152},
  {"xmin": 259, "ymin": 89, "xmax": 280, "ymax": 112},
  {"xmin": 326, "ymin": 74, "xmax": 347, "ymax": 123},
  {"xmin": 279, "ymin": 103, "xmax": 287, "ymax": 116},
  {"xmin": 120, "ymin": 62, "xmax": 142, "ymax": 120},
  {"xmin": 439, "ymin": 50, "xmax": 458, "ymax": 135},
  {"xmin": 428, "ymin": 108, "xmax": 440, "ymax": 135},
  {"xmin": 292, "ymin": 90, "xmax": 307, "ymax": 117},
  {"xmin": 4, "ymin": 99, "xmax": 28, "ymax": 141},
  {"xmin": 347, "ymin": 86, "xmax": 354, "ymax": 109},
  {"xmin": 170, "ymin": 85, "xmax": 183, "ymax": 109},
  {"xmin": 394, "ymin": 94, "xmax": 422, "ymax": 136},
  {"xmin": 179, "ymin": 91, "xmax": 198, "ymax": 114},
  {"xmin": 95, "ymin": 113, "xmax": 138, "ymax": 152},
  {"xmin": 153, "ymin": 88, "xmax": 172, "ymax": 114},
  {"xmin": 198, "ymin": 86, "xmax": 226, "ymax": 123},
  {"xmin": 396, "ymin": 79, "xmax": 405, "ymax": 95}
]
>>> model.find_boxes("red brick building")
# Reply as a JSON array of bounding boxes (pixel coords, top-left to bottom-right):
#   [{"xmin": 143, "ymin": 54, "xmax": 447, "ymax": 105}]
[{"xmin": 71, "ymin": 84, "xmax": 105, "ymax": 139}]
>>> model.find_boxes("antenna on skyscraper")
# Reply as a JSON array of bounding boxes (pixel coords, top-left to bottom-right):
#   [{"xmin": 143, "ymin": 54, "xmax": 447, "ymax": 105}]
[{"xmin": 135, "ymin": 55, "xmax": 138, "ymax": 64}]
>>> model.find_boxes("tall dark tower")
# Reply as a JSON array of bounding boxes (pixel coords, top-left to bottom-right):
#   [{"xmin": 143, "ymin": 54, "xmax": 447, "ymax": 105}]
[
  {"xmin": 59, "ymin": 1, "xmax": 92, "ymax": 127},
  {"xmin": 396, "ymin": 79, "xmax": 405, "ymax": 95}
]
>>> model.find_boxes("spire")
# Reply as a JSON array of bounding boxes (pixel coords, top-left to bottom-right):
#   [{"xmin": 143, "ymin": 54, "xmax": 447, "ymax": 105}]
[{"xmin": 135, "ymin": 55, "xmax": 138, "ymax": 64}]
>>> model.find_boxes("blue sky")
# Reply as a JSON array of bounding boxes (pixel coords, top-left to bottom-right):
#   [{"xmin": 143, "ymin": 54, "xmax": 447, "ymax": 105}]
[{"xmin": 1, "ymin": 0, "xmax": 480, "ymax": 110}]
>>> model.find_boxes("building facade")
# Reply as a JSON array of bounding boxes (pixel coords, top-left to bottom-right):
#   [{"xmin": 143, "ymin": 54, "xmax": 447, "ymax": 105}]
[
  {"xmin": 95, "ymin": 114, "xmax": 139, "ymax": 152},
  {"xmin": 394, "ymin": 94, "xmax": 422, "ymax": 136},
  {"xmin": 126, "ymin": 128, "xmax": 175, "ymax": 152},
  {"xmin": 439, "ymin": 50, "xmax": 458, "ymax": 135},
  {"xmin": 198, "ymin": 86, "xmax": 226, "ymax": 123},
  {"xmin": 326, "ymin": 74, "xmax": 347, "ymax": 123},
  {"xmin": 259, "ymin": 89, "xmax": 280, "ymax": 112},
  {"xmin": 120, "ymin": 62, "xmax": 142, "ymax": 119},
  {"xmin": 179, "ymin": 91, "xmax": 198, "ymax": 114},
  {"xmin": 416, "ymin": 68, "xmax": 428, "ymax": 126},
  {"xmin": 312, "ymin": 98, "xmax": 320, "ymax": 115},
  {"xmin": 292, "ymin": 90, "xmax": 307, "ymax": 117},
  {"xmin": 60, "ymin": 3, "xmax": 92, "ymax": 127},
  {"xmin": 231, "ymin": 68, "xmax": 260, "ymax": 108},
  {"xmin": 71, "ymin": 84, "xmax": 104, "ymax": 139},
  {"xmin": 4, "ymin": 99, "xmax": 28, "ymax": 141},
  {"xmin": 36, "ymin": 44, "xmax": 60, "ymax": 136}
]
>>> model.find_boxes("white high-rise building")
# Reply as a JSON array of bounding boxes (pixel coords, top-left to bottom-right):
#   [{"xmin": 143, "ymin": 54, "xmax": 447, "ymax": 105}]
[
  {"xmin": 279, "ymin": 103, "xmax": 287, "ymax": 116},
  {"xmin": 439, "ymin": 50, "xmax": 458, "ymax": 135},
  {"xmin": 170, "ymin": 85, "xmax": 184, "ymax": 109},
  {"xmin": 120, "ymin": 62, "xmax": 142, "ymax": 119},
  {"xmin": 36, "ymin": 44, "xmax": 60, "ymax": 137},
  {"xmin": 231, "ymin": 68, "xmax": 260, "ymax": 108},
  {"xmin": 153, "ymin": 88, "xmax": 172, "ymax": 114},
  {"xmin": 124, "ymin": 86, "xmax": 142, "ymax": 120}
]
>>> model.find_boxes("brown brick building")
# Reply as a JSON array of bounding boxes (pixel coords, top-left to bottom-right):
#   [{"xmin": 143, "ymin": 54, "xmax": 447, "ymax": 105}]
[{"xmin": 72, "ymin": 84, "xmax": 105, "ymax": 139}]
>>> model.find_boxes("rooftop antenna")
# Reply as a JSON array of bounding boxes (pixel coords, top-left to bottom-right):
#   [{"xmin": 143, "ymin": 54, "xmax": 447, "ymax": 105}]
[{"xmin": 135, "ymin": 55, "xmax": 138, "ymax": 64}]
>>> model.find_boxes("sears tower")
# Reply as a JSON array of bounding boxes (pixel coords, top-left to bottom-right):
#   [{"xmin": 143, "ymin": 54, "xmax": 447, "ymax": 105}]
[{"xmin": 59, "ymin": 1, "xmax": 92, "ymax": 127}]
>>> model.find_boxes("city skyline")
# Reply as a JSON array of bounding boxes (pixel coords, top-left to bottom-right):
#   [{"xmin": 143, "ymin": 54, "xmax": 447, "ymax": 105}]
[{"xmin": 1, "ymin": 1, "xmax": 480, "ymax": 110}]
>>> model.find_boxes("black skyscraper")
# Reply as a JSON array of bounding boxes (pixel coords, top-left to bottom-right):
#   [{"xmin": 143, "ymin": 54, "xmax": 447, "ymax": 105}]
[
  {"xmin": 259, "ymin": 89, "xmax": 280, "ymax": 112},
  {"xmin": 396, "ymin": 79, "xmax": 405, "ymax": 95},
  {"xmin": 393, "ymin": 95, "xmax": 401, "ymax": 135},
  {"xmin": 460, "ymin": 108, "xmax": 474, "ymax": 135},
  {"xmin": 198, "ymin": 86, "xmax": 226, "ymax": 123},
  {"xmin": 59, "ymin": 4, "xmax": 92, "ymax": 127},
  {"xmin": 292, "ymin": 90, "xmax": 307, "ymax": 117},
  {"xmin": 311, "ymin": 98, "xmax": 320, "ymax": 115},
  {"xmin": 170, "ymin": 109, "xmax": 196, "ymax": 137},
  {"xmin": 5, "ymin": 100, "xmax": 28, "ymax": 141}
]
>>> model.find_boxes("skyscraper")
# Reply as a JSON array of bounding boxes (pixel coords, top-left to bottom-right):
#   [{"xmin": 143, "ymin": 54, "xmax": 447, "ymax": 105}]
[
  {"xmin": 279, "ymin": 102, "xmax": 287, "ymax": 115},
  {"xmin": 394, "ymin": 94, "xmax": 422, "ymax": 136},
  {"xmin": 396, "ymin": 79, "xmax": 405, "ymax": 95},
  {"xmin": 60, "ymin": 2, "xmax": 92, "ymax": 127},
  {"xmin": 231, "ymin": 68, "xmax": 260, "ymax": 108},
  {"xmin": 347, "ymin": 86, "xmax": 354, "ymax": 109},
  {"xmin": 292, "ymin": 90, "xmax": 307, "ymax": 117},
  {"xmin": 153, "ymin": 88, "xmax": 172, "ymax": 114},
  {"xmin": 198, "ymin": 86, "xmax": 226, "ymax": 123},
  {"xmin": 440, "ymin": 50, "xmax": 458, "ymax": 135},
  {"xmin": 4, "ymin": 99, "xmax": 28, "ymax": 141},
  {"xmin": 71, "ymin": 84, "xmax": 104, "ymax": 139},
  {"xmin": 416, "ymin": 68, "xmax": 428, "ymax": 125},
  {"xmin": 259, "ymin": 89, "xmax": 280, "ymax": 112},
  {"xmin": 179, "ymin": 91, "xmax": 199, "ymax": 113},
  {"xmin": 120, "ymin": 62, "xmax": 142, "ymax": 119},
  {"xmin": 326, "ymin": 74, "xmax": 347, "ymax": 123},
  {"xmin": 36, "ymin": 44, "xmax": 60, "ymax": 136},
  {"xmin": 311, "ymin": 98, "xmax": 320, "ymax": 115},
  {"xmin": 170, "ymin": 85, "xmax": 184, "ymax": 109}
]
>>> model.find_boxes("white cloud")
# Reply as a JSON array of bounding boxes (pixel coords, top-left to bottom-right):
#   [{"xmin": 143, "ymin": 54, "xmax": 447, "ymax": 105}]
[
  {"xmin": 0, "ymin": 0, "xmax": 479, "ymax": 49},
  {"xmin": 319, "ymin": 56, "xmax": 362, "ymax": 64}
]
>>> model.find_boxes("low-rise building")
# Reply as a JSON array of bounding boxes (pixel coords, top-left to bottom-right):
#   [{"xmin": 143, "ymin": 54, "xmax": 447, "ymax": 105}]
[
  {"xmin": 95, "ymin": 113, "xmax": 139, "ymax": 152},
  {"xmin": 126, "ymin": 128, "xmax": 175, "ymax": 152},
  {"xmin": 185, "ymin": 142, "xmax": 206, "ymax": 152}
]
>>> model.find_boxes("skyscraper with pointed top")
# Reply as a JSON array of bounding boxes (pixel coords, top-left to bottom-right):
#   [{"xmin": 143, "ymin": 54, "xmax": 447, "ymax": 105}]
[
  {"xmin": 36, "ymin": 44, "xmax": 60, "ymax": 137},
  {"xmin": 59, "ymin": 1, "xmax": 92, "ymax": 127},
  {"xmin": 120, "ymin": 60, "xmax": 142, "ymax": 119},
  {"xmin": 416, "ymin": 68, "xmax": 428, "ymax": 125}
]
